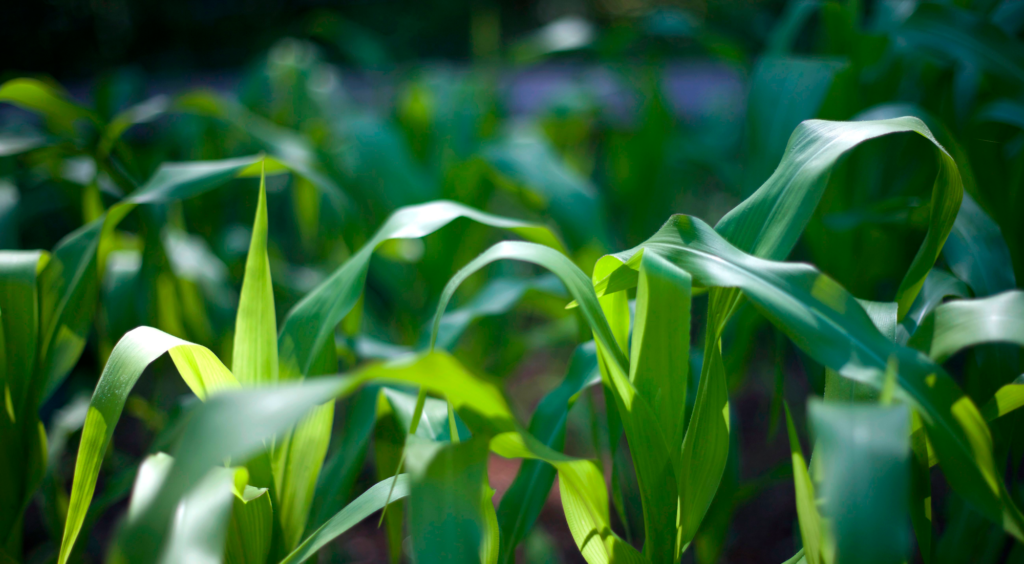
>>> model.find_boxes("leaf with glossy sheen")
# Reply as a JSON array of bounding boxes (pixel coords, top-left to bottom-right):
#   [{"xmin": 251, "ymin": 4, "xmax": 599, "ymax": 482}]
[
  {"xmin": 715, "ymin": 117, "xmax": 962, "ymax": 318},
  {"xmin": 58, "ymin": 327, "xmax": 240, "ymax": 564},
  {"xmin": 279, "ymin": 200, "xmax": 563, "ymax": 380},
  {"xmin": 233, "ymin": 165, "xmax": 277, "ymax": 386},
  {"xmin": 280, "ymin": 475, "xmax": 410, "ymax": 564},
  {"xmin": 982, "ymin": 374, "xmax": 1024, "ymax": 422},
  {"xmin": 110, "ymin": 348, "xmax": 641, "ymax": 563},
  {"xmin": 810, "ymin": 401, "xmax": 911, "ymax": 564},
  {"xmin": 599, "ymin": 214, "xmax": 1024, "ymax": 541},
  {"xmin": 497, "ymin": 342, "xmax": 598, "ymax": 564},
  {"xmin": 927, "ymin": 291, "xmax": 1024, "ymax": 363}
]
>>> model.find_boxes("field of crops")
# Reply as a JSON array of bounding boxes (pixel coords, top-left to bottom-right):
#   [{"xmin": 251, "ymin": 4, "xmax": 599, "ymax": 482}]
[{"xmin": 1, "ymin": 2, "xmax": 1023, "ymax": 563}]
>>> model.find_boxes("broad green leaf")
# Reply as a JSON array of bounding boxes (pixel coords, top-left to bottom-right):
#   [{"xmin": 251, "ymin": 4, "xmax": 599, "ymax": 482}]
[
  {"xmin": 597, "ymin": 214, "xmax": 1024, "ymax": 541},
  {"xmin": 497, "ymin": 342, "xmax": 598, "ymax": 564},
  {"xmin": 38, "ymin": 155, "xmax": 266, "ymax": 402},
  {"xmin": 809, "ymin": 401, "xmax": 911, "ymax": 564},
  {"xmin": 58, "ymin": 327, "xmax": 240, "ymax": 564},
  {"xmin": 0, "ymin": 78, "xmax": 97, "ymax": 135},
  {"xmin": 233, "ymin": 164, "xmax": 278, "ymax": 387},
  {"xmin": 279, "ymin": 200, "xmax": 564, "ymax": 380},
  {"xmin": 715, "ymin": 117, "xmax": 963, "ymax": 318},
  {"xmin": 280, "ymin": 475, "xmax": 410, "ymax": 564},
  {"xmin": 785, "ymin": 404, "xmax": 828, "ymax": 564},
  {"xmin": 927, "ymin": 291, "xmax": 1024, "ymax": 363},
  {"xmin": 271, "ymin": 401, "xmax": 334, "ymax": 552}
]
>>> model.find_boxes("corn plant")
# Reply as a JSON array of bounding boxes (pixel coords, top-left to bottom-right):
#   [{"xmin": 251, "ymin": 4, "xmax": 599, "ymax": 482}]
[{"xmin": 0, "ymin": 108, "xmax": 1005, "ymax": 564}]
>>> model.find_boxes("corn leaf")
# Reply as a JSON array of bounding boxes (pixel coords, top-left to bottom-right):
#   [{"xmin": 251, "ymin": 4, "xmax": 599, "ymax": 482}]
[
  {"xmin": 58, "ymin": 327, "xmax": 240, "ymax": 564},
  {"xmin": 232, "ymin": 164, "xmax": 277, "ymax": 387},
  {"xmin": 0, "ymin": 78, "xmax": 97, "ymax": 135},
  {"xmin": 715, "ymin": 117, "xmax": 962, "ymax": 318},
  {"xmin": 594, "ymin": 214, "xmax": 1024, "ymax": 540},
  {"xmin": 279, "ymin": 200, "xmax": 564, "ymax": 381}
]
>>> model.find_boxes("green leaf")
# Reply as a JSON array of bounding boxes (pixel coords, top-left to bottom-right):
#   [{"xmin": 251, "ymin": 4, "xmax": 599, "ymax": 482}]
[
  {"xmin": 927, "ymin": 291, "xmax": 1024, "ymax": 363},
  {"xmin": 597, "ymin": 214, "xmax": 1024, "ymax": 541},
  {"xmin": 785, "ymin": 403, "xmax": 828, "ymax": 564},
  {"xmin": 429, "ymin": 241, "xmax": 664, "ymax": 562},
  {"xmin": 715, "ymin": 117, "xmax": 962, "ymax": 318},
  {"xmin": 58, "ymin": 327, "xmax": 241, "ymax": 564},
  {"xmin": 809, "ymin": 401, "xmax": 911, "ymax": 564},
  {"xmin": 279, "ymin": 200, "xmax": 564, "ymax": 380},
  {"xmin": 280, "ymin": 475, "xmax": 411, "ymax": 564},
  {"xmin": 232, "ymin": 164, "xmax": 278, "ymax": 387}
]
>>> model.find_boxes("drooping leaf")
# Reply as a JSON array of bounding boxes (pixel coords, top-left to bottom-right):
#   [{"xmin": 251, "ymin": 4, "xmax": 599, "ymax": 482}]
[
  {"xmin": 58, "ymin": 327, "xmax": 241, "ymax": 564},
  {"xmin": 279, "ymin": 200, "xmax": 564, "ymax": 380},
  {"xmin": 590, "ymin": 214, "xmax": 1024, "ymax": 541}
]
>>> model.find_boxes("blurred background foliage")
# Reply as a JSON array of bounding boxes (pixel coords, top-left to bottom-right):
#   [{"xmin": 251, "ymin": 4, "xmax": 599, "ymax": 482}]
[{"xmin": 1, "ymin": 0, "xmax": 1023, "ymax": 562}]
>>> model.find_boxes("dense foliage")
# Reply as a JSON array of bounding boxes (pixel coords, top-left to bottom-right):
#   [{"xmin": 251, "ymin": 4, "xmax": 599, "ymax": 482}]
[{"xmin": 1, "ymin": 2, "xmax": 1023, "ymax": 563}]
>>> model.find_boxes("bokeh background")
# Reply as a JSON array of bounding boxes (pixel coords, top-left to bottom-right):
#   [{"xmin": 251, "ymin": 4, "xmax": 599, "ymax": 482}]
[{"xmin": 3, "ymin": 0, "xmax": 1023, "ymax": 563}]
